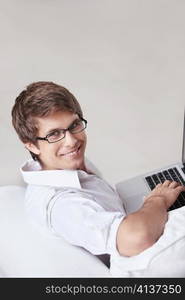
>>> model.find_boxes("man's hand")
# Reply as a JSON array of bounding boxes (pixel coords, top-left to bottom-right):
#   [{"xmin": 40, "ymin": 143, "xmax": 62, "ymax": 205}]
[
  {"xmin": 117, "ymin": 180, "xmax": 185, "ymax": 256},
  {"xmin": 144, "ymin": 180, "xmax": 185, "ymax": 210}
]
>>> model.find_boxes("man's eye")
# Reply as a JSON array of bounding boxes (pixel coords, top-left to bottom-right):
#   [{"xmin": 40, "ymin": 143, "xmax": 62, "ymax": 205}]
[
  {"xmin": 71, "ymin": 120, "xmax": 81, "ymax": 129},
  {"xmin": 50, "ymin": 130, "xmax": 60, "ymax": 137}
]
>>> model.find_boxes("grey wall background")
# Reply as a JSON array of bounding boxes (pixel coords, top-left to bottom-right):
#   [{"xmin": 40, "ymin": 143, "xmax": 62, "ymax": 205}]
[{"xmin": 0, "ymin": 0, "xmax": 185, "ymax": 187}]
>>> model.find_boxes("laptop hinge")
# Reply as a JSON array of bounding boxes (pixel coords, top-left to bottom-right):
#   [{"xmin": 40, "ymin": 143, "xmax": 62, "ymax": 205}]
[
  {"xmin": 181, "ymin": 163, "xmax": 185, "ymax": 175},
  {"xmin": 182, "ymin": 107, "xmax": 185, "ymax": 164}
]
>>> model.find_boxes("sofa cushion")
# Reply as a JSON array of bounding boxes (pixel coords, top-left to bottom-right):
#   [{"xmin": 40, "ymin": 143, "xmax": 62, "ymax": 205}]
[{"xmin": 0, "ymin": 185, "xmax": 110, "ymax": 277}]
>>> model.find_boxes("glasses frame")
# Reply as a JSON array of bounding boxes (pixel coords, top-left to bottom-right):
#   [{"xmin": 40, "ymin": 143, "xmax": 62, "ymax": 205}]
[{"xmin": 36, "ymin": 117, "xmax": 87, "ymax": 144}]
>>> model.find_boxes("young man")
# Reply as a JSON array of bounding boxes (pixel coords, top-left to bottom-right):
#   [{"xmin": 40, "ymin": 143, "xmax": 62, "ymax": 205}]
[{"xmin": 11, "ymin": 81, "xmax": 185, "ymax": 276}]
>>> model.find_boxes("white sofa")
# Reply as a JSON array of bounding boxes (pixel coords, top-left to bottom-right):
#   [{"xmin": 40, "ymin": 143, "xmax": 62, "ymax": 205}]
[{"xmin": 0, "ymin": 185, "xmax": 111, "ymax": 277}]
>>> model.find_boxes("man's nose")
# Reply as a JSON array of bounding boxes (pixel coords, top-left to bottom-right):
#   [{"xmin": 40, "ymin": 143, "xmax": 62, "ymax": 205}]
[{"xmin": 63, "ymin": 130, "xmax": 77, "ymax": 146}]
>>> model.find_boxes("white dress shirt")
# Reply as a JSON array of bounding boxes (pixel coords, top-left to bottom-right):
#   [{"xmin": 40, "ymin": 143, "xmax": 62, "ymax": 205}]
[{"xmin": 21, "ymin": 158, "xmax": 126, "ymax": 256}]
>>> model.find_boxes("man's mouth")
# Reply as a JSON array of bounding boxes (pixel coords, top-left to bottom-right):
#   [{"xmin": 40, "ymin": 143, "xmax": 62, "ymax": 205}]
[{"xmin": 61, "ymin": 146, "xmax": 81, "ymax": 157}]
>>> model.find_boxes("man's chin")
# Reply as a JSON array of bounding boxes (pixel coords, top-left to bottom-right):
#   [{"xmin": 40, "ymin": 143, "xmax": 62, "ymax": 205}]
[{"xmin": 57, "ymin": 157, "xmax": 85, "ymax": 171}]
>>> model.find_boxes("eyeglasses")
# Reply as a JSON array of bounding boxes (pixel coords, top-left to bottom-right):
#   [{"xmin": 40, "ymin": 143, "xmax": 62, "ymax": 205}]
[{"xmin": 36, "ymin": 117, "xmax": 87, "ymax": 143}]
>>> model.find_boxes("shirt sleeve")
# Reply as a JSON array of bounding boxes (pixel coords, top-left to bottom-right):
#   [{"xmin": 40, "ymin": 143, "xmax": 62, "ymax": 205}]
[{"xmin": 48, "ymin": 191, "xmax": 125, "ymax": 255}]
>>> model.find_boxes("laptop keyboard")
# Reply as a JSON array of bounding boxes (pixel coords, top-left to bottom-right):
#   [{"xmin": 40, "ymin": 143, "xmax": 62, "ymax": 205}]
[{"xmin": 145, "ymin": 167, "xmax": 185, "ymax": 211}]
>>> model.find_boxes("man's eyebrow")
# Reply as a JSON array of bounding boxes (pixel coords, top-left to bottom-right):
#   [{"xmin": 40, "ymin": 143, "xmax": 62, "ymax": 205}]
[{"xmin": 45, "ymin": 118, "xmax": 80, "ymax": 136}]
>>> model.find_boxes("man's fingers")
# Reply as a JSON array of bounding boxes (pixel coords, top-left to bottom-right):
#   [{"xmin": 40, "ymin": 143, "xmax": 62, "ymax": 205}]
[
  {"xmin": 169, "ymin": 181, "xmax": 181, "ymax": 189},
  {"xmin": 163, "ymin": 180, "xmax": 172, "ymax": 187},
  {"xmin": 176, "ymin": 185, "xmax": 185, "ymax": 193},
  {"xmin": 155, "ymin": 183, "xmax": 162, "ymax": 188}
]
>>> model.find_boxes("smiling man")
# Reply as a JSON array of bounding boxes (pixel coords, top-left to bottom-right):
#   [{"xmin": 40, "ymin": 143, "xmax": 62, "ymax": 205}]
[
  {"xmin": 27, "ymin": 110, "xmax": 87, "ymax": 171},
  {"xmin": 11, "ymin": 81, "xmax": 185, "ymax": 276}
]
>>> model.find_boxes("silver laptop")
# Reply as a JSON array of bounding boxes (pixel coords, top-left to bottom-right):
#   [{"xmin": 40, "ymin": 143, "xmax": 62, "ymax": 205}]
[{"xmin": 116, "ymin": 111, "xmax": 185, "ymax": 215}]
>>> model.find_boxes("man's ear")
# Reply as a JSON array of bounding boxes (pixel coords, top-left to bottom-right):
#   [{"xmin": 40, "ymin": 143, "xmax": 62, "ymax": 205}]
[{"xmin": 24, "ymin": 142, "xmax": 40, "ymax": 155}]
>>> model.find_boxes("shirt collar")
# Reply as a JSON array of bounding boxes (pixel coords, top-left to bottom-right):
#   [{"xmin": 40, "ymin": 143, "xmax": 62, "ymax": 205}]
[{"xmin": 20, "ymin": 157, "xmax": 102, "ymax": 189}]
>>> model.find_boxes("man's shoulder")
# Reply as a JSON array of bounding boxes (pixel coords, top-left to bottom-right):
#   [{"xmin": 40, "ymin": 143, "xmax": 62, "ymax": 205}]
[{"xmin": 26, "ymin": 183, "xmax": 56, "ymax": 194}]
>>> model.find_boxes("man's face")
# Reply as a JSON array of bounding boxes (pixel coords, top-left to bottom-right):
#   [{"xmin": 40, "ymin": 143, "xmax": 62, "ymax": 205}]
[{"xmin": 26, "ymin": 111, "xmax": 87, "ymax": 171}]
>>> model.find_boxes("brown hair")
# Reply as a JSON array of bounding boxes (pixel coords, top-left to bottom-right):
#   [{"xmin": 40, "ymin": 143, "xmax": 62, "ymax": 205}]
[
  {"xmin": 11, "ymin": 81, "xmax": 83, "ymax": 160},
  {"xmin": 12, "ymin": 81, "xmax": 83, "ymax": 160}
]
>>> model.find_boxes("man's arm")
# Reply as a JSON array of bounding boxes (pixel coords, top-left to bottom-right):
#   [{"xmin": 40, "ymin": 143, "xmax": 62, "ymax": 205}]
[{"xmin": 116, "ymin": 180, "xmax": 185, "ymax": 257}]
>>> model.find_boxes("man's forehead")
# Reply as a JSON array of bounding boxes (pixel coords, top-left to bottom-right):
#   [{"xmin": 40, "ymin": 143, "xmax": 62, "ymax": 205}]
[{"xmin": 35, "ymin": 111, "xmax": 78, "ymax": 134}]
